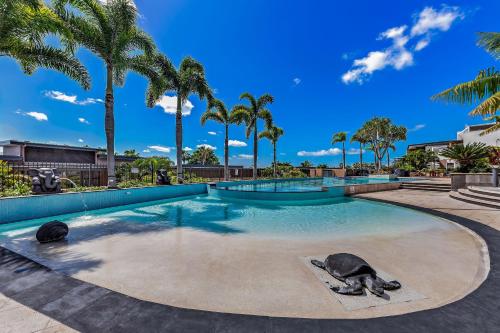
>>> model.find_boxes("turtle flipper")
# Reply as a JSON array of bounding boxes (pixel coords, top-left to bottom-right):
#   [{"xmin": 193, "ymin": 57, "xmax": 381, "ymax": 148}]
[
  {"xmin": 363, "ymin": 275, "xmax": 385, "ymax": 297},
  {"xmin": 330, "ymin": 277, "xmax": 363, "ymax": 295},
  {"xmin": 311, "ymin": 259, "xmax": 326, "ymax": 270},
  {"xmin": 383, "ymin": 280, "xmax": 401, "ymax": 290}
]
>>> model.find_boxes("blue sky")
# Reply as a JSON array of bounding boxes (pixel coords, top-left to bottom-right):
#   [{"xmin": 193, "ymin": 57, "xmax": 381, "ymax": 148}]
[{"xmin": 0, "ymin": 0, "xmax": 498, "ymax": 166}]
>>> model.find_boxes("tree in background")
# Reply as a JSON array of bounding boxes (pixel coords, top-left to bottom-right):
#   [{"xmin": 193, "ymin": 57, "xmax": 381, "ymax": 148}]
[
  {"xmin": 395, "ymin": 149, "xmax": 438, "ymax": 172},
  {"xmin": 54, "ymin": 0, "xmax": 160, "ymax": 188},
  {"xmin": 0, "ymin": 0, "xmax": 90, "ymax": 89},
  {"xmin": 123, "ymin": 149, "xmax": 139, "ymax": 157},
  {"xmin": 188, "ymin": 146, "xmax": 219, "ymax": 166},
  {"xmin": 300, "ymin": 161, "xmax": 312, "ymax": 168},
  {"xmin": 432, "ymin": 32, "xmax": 499, "ymax": 135},
  {"xmin": 232, "ymin": 93, "xmax": 274, "ymax": 179},
  {"xmin": 181, "ymin": 149, "xmax": 192, "ymax": 165},
  {"xmin": 201, "ymin": 99, "xmax": 237, "ymax": 180},
  {"xmin": 317, "ymin": 163, "xmax": 328, "ymax": 168},
  {"xmin": 351, "ymin": 129, "xmax": 367, "ymax": 169},
  {"xmin": 259, "ymin": 125, "xmax": 284, "ymax": 178},
  {"xmin": 147, "ymin": 54, "xmax": 212, "ymax": 183},
  {"xmin": 332, "ymin": 132, "xmax": 347, "ymax": 169},
  {"xmin": 441, "ymin": 143, "xmax": 491, "ymax": 172}
]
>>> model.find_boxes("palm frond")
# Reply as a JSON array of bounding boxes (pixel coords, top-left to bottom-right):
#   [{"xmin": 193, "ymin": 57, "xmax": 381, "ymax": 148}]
[
  {"xmin": 200, "ymin": 111, "xmax": 224, "ymax": 125},
  {"xmin": 239, "ymin": 92, "xmax": 257, "ymax": 110},
  {"xmin": 480, "ymin": 115, "xmax": 500, "ymax": 136},
  {"xmin": 477, "ymin": 32, "xmax": 500, "ymax": 60},
  {"xmin": 257, "ymin": 93, "xmax": 274, "ymax": 109},
  {"xmin": 469, "ymin": 91, "xmax": 500, "ymax": 116},
  {"xmin": 258, "ymin": 109, "xmax": 273, "ymax": 128}
]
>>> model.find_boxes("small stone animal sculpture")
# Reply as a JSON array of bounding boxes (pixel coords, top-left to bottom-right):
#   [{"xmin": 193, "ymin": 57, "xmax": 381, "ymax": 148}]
[
  {"xmin": 36, "ymin": 221, "xmax": 69, "ymax": 243},
  {"xmin": 28, "ymin": 168, "xmax": 62, "ymax": 194},
  {"xmin": 156, "ymin": 169, "xmax": 171, "ymax": 185},
  {"xmin": 311, "ymin": 253, "xmax": 401, "ymax": 297}
]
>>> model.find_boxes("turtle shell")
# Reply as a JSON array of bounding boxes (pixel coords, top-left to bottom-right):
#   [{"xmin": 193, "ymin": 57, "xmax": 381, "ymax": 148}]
[{"xmin": 323, "ymin": 253, "xmax": 376, "ymax": 281}]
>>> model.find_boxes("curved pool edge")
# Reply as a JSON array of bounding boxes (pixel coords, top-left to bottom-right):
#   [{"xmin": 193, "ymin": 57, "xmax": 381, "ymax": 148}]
[{"xmin": 0, "ymin": 200, "xmax": 498, "ymax": 332}]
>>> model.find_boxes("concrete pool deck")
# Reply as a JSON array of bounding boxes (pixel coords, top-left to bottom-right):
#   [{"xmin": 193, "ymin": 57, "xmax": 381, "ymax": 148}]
[{"xmin": 1, "ymin": 188, "xmax": 499, "ymax": 331}]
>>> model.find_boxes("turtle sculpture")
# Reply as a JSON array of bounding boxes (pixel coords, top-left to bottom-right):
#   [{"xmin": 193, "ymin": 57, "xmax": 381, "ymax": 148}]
[
  {"xmin": 311, "ymin": 253, "xmax": 401, "ymax": 297},
  {"xmin": 36, "ymin": 221, "xmax": 69, "ymax": 243}
]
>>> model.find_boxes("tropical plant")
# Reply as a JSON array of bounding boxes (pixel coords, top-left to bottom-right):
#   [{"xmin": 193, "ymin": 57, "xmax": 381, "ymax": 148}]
[
  {"xmin": 317, "ymin": 163, "xmax": 328, "ymax": 168},
  {"xmin": 395, "ymin": 149, "xmax": 438, "ymax": 172},
  {"xmin": 232, "ymin": 93, "xmax": 274, "ymax": 179},
  {"xmin": 188, "ymin": 146, "xmax": 220, "ymax": 165},
  {"xmin": 432, "ymin": 32, "xmax": 500, "ymax": 134},
  {"xmin": 0, "ymin": 0, "xmax": 90, "ymax": 89},
  {"xmin": 123, "ymin": 149, "xmax": 139, "ymax": 157},
  {"xmin": 146, "ymin": 54, "xmax": 212, "ymax": 182},
  {"xmin": 53, "ymin": 0, "xmax": 159, "ymax": 187},
  {"xmin": 350, "ymin": 129, "xmax": 367, "ymax": 169},
  {"xmin": 441, "ymin": 143, "xmax": 491, "ymax": 172},
  {"xmin": 332, "ymin": 131, "xmax": 347, "ymax": 169},
  {"xmin": 299, "ymin": 160, "xmax": 312, "ymax": 168},
  {"xmin": 201, "ymin": 99, "xmax": 237, "ymax": 180},
  {"xmin": 259, "ymin": 125, "xmax": 284, "ymax": 178},
  {"xmin": 181, "ymin": 149, "xmax": 192, "ymax": 165}
]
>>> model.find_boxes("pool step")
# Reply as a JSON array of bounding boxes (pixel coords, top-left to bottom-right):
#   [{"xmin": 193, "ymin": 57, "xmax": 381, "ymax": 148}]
[
  {"xmin": 400, "ymin": 182, "xmax": 451, "ymax": 192},
  {"xmin": 450, "ymin": 189, "xmax": 500, "ymax": 209}
]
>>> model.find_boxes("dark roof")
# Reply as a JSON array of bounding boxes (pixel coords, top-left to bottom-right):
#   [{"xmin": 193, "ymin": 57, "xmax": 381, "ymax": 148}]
[
  {"xmin": 408, "ymin": 140, "xmax": 462, "ymax": 150},
  {"xmin": 0, "ymin": 140, "xmax": 104, "ymax": 152},
  {"xmin": 467, "ymin": 123, "xmax": 496, "ymax": 132},
  {"xmin": 0, "ymin": 155, "xmax": 23, "ymax": 161}
]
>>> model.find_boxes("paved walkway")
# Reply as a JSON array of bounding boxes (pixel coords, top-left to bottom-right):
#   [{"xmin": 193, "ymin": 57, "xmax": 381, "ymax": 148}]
[{"xmin": 1, "ymin": 189, "xmax": 499, "ymax": 332}]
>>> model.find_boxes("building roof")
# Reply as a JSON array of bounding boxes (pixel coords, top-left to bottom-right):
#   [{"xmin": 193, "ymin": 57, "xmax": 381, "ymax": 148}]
[
  {"xmin": 466, "ymin": 123, "xmax": 496, "ymax": 132},
  {"xmin": 407, "ymin": 140, "xmax": 462, "ymax": 150},
  {"xmin": 0, "ymin": 140, "xmax": 104, "ymax": 152}
]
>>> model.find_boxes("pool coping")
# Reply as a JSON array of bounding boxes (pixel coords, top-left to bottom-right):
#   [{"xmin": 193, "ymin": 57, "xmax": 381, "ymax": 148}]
[{"xmin": 1, "ymin": 198, "xmax": 499, "ymax": 332}]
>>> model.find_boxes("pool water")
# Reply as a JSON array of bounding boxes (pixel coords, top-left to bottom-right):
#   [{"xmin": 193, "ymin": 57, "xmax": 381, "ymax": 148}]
[
  {"xmin": 0, "ymin": 194, "xmax": 453, "ymax": 242},
  {"xmin": 220, "ymin": 177, "xmax": 404, "ymax": 193}
]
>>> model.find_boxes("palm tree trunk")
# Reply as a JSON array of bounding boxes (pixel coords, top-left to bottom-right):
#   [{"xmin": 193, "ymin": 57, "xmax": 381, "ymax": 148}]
[
  {"xmin": 176, "ymin": 96, "xmax": 183, "ymax": 183},
  {"xmin": 105, "ymin": 64, "xmax": 116, "ymax": 188},
  {"xmin": 387, "ymin": 150, "xmax": 390, "ymax": 168},
  {"xmin": 224, "ymin": 124, "xmax": 229, "ymax": 181},
  {"xmin": 342, "ymin": 141, "xmax": 346, "ymax": 169},
  {"xmin": 273, "ymin": 142, "xmax": 277, "ymax": 178},
  {"xmin": 253, "ymin": 121, "xmax": 257, "ymax": 180},
  {"xmin": 359, "ymin": 142, "xmax": 363, "ymax": 169}
]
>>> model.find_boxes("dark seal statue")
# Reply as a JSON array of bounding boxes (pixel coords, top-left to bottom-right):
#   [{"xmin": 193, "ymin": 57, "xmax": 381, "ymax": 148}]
[
  {"xmin": 36, "ymin": 221, "xmax": 69, "ymax": 243},
  {"xmin": 311, "ymin": 253, "xmax": 401, "ymax": 297},
  {"xmin": 156, "ymin": 169, "xmax": 171, "ymax": 185}
]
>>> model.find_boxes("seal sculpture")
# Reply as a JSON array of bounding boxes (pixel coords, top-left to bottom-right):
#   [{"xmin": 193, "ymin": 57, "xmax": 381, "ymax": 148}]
[
  {"xmin": 36, "ymin": 221, "xmax": 69, "ymax": 243},
  {"xmin": 311, "ymin": 253, "xmax": 401, "ymax": 297}
]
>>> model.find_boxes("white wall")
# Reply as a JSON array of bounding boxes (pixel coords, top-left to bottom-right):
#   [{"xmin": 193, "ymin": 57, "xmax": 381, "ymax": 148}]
[
  {"xmin": 1, "ymin": 145, "xmax": 21, "ymax": 156},
  {"xmin": 457, "ymin": 128, "xmax": 500, "ymax": 147}
]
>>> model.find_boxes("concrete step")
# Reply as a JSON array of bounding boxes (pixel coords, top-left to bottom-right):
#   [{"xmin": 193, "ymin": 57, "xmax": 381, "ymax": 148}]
[
  {"xmin": 401, "ymin": 182, "xmax": 450, "ymax": 188},
  {"xmin": 400, "ymin": 183, "xmax": 450, "ymax": 192},
  {"xmin": 468, "ymin": 186, "xmax": 500, "ymax": 198},
  {"xmin": 449, "ymin": 191, "xmax": 500, "ymax": 209},
  {"xmin": 458, "ymin": 188, "xmax": 500, "ymax": 203}
]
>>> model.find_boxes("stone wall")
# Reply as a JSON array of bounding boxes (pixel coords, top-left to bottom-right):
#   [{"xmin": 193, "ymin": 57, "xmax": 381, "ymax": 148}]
[{"xmin": 450, "ymin": 173, "xmax": 500, "ymax": 190}]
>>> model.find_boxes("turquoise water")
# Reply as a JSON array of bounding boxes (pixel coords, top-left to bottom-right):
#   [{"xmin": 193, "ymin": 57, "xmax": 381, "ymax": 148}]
[
  {"xmin": 0, "ymin": 194, "xmax": 453, "ymax": 241},
  {"xmin": 220, "ymin": 177, "xmax": 404, "ymax": 193}
]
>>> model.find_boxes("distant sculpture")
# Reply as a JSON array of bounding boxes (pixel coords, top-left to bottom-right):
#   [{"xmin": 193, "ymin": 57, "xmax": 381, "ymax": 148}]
[
  {"xmin": 28, "ymin": 168, "xmax": 62, "ymax": 194},
  {"xmin": 311, "ymin": 253, "xmax": 401, "ymax": 297},
  {"xmin": 156, "ymin": 169, "xmax": 171, "ymax": 185},
  {"xmin": 393, "ymin": 169, "xmax": 409, "ymax": 177},
  {"xmin": 36, "ymin": 221, "xmax": 68, "ymax": 243}
]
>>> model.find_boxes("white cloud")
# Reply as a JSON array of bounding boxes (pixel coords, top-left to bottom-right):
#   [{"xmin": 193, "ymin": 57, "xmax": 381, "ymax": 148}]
[
  {"xmin": 142, "ymin": 149, "xmax": 151, "ymax": 153},
  {"xmin": 78, "ymin": 117, "xmax": 90, "ymax": 125},
  {"xmin": 293, "ymin": 77, "xmax": 301, "ymax": 85},
  {"xmin": 342, "ymin": 6, "xmax": 462, "ymax": 84},
  {"xmin": 347, "ymin": 148, "xmax": 365, "ymax": 155},
  {"xmin": 228, "ymin": 140, "xmax": 247, "ymax": 147},
  {"xmin": 155, "ymin": 95, "xmax": 194, "ymax": 116},
  {"xmin": 19, "ymin": 111, "xmax": 48, "ymax": 121},
  {"xmin": 297, "ymin": 148, "xmax": 342, "ymax": 157},
  {"xmin": 196, "ymin": 144, "xmax": 216, "ymax": 150},
  {"xmin": 148, "ymin": 145, "xmax": 173, "ymax": 153},
  {"xmin": 78, "ymin": 139, "xmax": 84, "ymax": 143},
  {"xmin": 44, "ymin": 90, "xmax": 103, "ymax": 105},
  {"xmin": 232, "ymin": 154, "xmax": 253, "ymax": 160},
  {"xmin": 408, "ymin": 124, "xmax": 426, "ymax": 132},
  {"xmin": 183, "ymin": 147, "xmax": 193, "ymax": 152},
  {"xmin": 208, "ymin": 131, "xmax": 217, "ymax": 136},
  {"xmin": 411, "ymin": 6, "xmax": 462, "ymax": 37}
]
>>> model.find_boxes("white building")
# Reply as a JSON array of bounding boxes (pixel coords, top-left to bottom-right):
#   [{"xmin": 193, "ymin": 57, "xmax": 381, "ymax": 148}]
[{"xmin": 457, "ymin": 123, "xmax": 500, "ymax": 147}]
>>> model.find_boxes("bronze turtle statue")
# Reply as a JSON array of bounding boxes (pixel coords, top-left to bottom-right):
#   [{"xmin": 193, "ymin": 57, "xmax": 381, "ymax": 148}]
[{"xmin": 311, "ymin": 253, "xmax": 401, "ymax": 297}]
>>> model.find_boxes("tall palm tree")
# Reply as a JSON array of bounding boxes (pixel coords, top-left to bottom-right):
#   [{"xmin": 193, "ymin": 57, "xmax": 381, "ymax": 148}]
[
  {"xmin": 332, "ymin": 132, "xmax": 347, "ymax": 169},
  {"xmin": 232, "ymin": 93, "xmax": 274, "ymax": 179},
  {"xmin": 54, "ymin": 0, "xmax": 159, "ymax": 187},
  {"xmin": 147, "ymin": 54, "xmax": 212, "ymax": 183},
  {"xmin": 0, "ymin": 0, "xmax": 90, "ymax": 88},
  {"xmin": 201, "ymin": 99, "xmax": 237, "ymax": 181},
  {"xmin": 350, "ymin": 130, "xmax": 367, "ymax": 169},
  {"xmin": 259, "ymin": 125, "xmax": 284, "ymax": 178},
  {"xmin": 432, "ymin": 32, "xmax": 500, "ymax": 134}
]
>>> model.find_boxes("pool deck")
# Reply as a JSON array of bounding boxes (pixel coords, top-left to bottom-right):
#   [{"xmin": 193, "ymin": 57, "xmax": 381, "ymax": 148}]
[{"xmin": 1, "ymin": 188, "xmax": 500, "ymax": 332}]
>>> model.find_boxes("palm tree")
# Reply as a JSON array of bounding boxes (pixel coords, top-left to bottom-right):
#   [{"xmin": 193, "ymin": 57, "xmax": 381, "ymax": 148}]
[
  {"xmin": 350, "ymin": 130, "xmax": 367, "ymax": 169},
  {"xmin": 147, "ymin": 54, "xmax": 211, "ymax": 183},
  {"xmin": 232, "ymin": 93, "xmax": 274, "ymax": 179},
  {"xmin": 54, "ymin": 0, "xmax": 159, "ymax": 188},
  {"xmin": 201, "ymin": 99, "xmax": 237, "ymax": 180},
  {"xmin": 441, "ymin": 143, "xmax": 491, "ymax": 172},
  {"xmin": 259, "ymin": 125, "xmax": 284, "ymax": 178},
  {"xmin": 0, "ymin": 0, "xmax": 90, "ymax": 89},
  {"xmin": 432, "ymin": 32, "xmax": 500, "ymax": 134},
  {"xmin": 332, "ymin": 132, "xmax": 347, "ymax": 169}
]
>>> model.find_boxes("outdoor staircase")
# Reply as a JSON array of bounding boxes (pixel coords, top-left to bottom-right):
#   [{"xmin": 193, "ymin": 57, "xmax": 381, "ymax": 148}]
[
  {"xmin": 449, "ymin": 186, "xmax": 500, "ymax": 209},
  {"xmin": 400, "ymin": 181, "xmax": 451, "ymax": 192}
]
